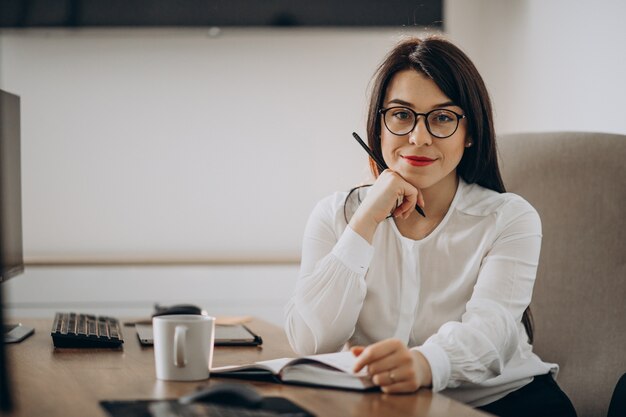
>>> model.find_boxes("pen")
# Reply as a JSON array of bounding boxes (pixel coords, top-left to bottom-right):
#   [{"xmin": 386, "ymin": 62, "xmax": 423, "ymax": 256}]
[{"xmin": 351, "ymin": 132, "xmax": 426, "ymax": 218}]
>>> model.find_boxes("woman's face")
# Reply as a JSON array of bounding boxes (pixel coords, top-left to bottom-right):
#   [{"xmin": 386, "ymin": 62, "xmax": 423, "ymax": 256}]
[{"xmin": 380, "ymin": 69, "xmax": 469, "ymax": 191}]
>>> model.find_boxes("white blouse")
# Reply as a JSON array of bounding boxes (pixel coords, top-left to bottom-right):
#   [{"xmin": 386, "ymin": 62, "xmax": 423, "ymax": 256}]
[{"xmin": 284, "ymin": 179, "xmax": 557, "ymax": 407}]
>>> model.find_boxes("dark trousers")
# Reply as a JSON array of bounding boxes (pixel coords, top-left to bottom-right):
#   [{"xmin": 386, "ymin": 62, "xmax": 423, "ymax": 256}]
[{"xmin": 477, "ymin": 373, "xmax": 577, "ymax": 417}]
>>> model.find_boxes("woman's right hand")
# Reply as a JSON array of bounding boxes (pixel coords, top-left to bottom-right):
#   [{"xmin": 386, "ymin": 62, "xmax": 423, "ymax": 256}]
[{"xmin": 348, "ymin": 170, "xmax": 423, "ymax": 243}]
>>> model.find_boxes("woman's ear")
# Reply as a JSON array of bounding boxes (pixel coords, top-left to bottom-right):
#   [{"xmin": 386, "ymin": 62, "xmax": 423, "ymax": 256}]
[{"xmin": 465, "ymin": 138, "xmax": 473, "ymax": 148}]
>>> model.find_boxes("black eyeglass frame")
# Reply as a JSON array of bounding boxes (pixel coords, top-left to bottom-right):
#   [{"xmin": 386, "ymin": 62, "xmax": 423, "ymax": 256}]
[{"xmin": 379, "ymin": 107, "xmax": 467, "ymax": 139}]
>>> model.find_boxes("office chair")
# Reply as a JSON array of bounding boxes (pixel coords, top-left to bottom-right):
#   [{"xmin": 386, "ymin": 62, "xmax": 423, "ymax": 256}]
[{"xmin": 498, "ymin": 131, "xmax": 626, "ymax": 417}]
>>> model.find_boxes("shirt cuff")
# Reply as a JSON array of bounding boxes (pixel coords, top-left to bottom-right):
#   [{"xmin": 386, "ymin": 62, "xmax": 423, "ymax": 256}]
[
  {"xmin": 413, "ymin": 342, "xmax": 451, "ymax": 392},
  {"xmin": 331, "ymin": 226, "xmax": 375, "ymax": 275}
]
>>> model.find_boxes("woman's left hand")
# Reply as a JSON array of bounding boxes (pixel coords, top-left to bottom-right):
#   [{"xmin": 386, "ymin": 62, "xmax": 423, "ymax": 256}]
[{"xmin": 352, "ymin": 339, "xmax": 432, "ymax": 393}]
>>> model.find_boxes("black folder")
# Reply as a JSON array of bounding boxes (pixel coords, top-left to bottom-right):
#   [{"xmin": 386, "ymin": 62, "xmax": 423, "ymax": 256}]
[{"xmin": 135, "ymin": 324, "xmax": 262, "ymax": 347}]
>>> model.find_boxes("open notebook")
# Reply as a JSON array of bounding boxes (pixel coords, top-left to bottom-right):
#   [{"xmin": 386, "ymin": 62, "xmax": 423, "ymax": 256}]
[{"xmin": 211, "ymin": 351, "xmax": 376, "ymax": 391}]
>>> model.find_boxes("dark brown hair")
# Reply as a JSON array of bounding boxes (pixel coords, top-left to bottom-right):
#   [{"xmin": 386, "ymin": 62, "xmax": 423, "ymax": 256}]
[{"xmin": 360, "ymin": 36, "xmax": 534, "ymax": 343}]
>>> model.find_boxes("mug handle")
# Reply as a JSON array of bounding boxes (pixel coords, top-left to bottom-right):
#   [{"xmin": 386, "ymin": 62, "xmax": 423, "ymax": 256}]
[{"xmin": 174, "ymin": 325, "xmax": 188, "ymax": 367}]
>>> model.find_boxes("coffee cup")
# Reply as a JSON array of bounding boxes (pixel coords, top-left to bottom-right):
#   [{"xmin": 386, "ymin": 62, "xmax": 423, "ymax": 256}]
[{"xmin": 153, "ymin": 314, "xmax": 215, "ymax": 381}]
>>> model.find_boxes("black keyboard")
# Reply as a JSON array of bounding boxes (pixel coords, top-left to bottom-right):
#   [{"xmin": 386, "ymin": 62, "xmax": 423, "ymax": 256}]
[{"xmin": 51, "ymin": 312, "xmax": 124, "ymax": 348}]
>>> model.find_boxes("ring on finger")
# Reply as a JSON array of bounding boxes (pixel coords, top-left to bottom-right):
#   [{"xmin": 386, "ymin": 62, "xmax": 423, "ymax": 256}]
[{"xmin": 389, "ymin": 370, "xmax": 397, "ymax": 384}]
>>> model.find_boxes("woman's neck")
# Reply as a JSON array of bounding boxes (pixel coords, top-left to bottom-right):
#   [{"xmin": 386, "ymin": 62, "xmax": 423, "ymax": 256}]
[{"xmin": 420, "ymin": 173, "xmax": 459, "ymax": 219}]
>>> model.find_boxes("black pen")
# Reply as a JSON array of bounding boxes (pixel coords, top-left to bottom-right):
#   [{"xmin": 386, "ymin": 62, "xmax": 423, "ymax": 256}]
[{"xmin": 351, "ymin": 132, "xmax": 426, "ymax": 218}]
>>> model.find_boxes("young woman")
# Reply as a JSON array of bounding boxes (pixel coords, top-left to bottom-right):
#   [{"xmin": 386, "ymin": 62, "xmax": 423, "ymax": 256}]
[{"xmin": 284, "ymin": 36, "xmax": 577, "ymax": 416}]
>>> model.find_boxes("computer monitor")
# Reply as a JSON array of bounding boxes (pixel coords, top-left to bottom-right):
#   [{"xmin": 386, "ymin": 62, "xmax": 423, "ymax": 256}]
[
  {"xmin": 1, "ymin": 89, "xmax": 30, "ymax": 411},
  {"xmin": 1, "ymin": 89, "xmax": 24, "ymax": 283}
]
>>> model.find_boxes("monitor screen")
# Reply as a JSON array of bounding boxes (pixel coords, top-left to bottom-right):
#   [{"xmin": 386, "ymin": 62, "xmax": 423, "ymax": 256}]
[
  {"xmin": 0, "ymin": 89, "xmax": 21, "ymax": 411},
  {"xmin": 0, "ymin": 89, "xmax": 23, "ymax": 283}
]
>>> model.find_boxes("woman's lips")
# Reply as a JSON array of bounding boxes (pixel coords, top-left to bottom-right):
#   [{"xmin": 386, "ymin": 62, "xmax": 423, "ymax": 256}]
[{"xmin": 403, "ymin": 155, "xmax": 436, "ymax": 167}]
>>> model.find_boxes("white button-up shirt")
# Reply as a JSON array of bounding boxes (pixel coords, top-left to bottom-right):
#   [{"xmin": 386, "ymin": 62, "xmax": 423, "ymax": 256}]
[{"xmin": 285, "ymin": 179, "xmax": 557, "ymax": 406}]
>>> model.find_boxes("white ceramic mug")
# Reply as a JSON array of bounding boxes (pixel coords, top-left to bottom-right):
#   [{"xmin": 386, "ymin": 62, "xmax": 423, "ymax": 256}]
[{"xmin": 153, "ymin": 314, "xmax": 215, "ymax": 381}]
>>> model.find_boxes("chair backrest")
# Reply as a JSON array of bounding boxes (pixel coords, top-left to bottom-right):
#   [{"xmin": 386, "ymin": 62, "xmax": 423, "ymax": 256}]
[{"xmin": 498, "ymin": 131, "xmax": 626, "ymax": 417}]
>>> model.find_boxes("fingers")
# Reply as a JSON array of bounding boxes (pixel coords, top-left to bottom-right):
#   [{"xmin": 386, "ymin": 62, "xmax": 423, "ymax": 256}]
[
  {"xmin": 349, "ymin": 169, "xmax": 423, "ymax": 242},
  {"xmin": 352, "ymin": 339, "xmax": 423, "ymax": 394},
  {"xmin": 350, "ymin": 346, "xmax": 365, "ymax": 357},
  {"xmin": 363, "ymin": 169, "xmax": 423, "ymax": 221},
  {"xmin": 378, "ymin": 170, "xmax": 422, "ymax": 220},
  {"xmin": 392, "ymin": 191, "xmax": 419, "ymax": 220},
  {"xmin": 374, "ymin": 367, "xmax": 420, "ymax": 393},
  {"xmin": 367, "ymin": 350, "xmax": 408, "ymax": 376},
  {"xmin": 352, "ymin": 339, "xmax": 401, "ymax": 373},
  {"xmin": 368, "ymin": 351, "xmax": 412, "ymax": 388},
  {"xmin": 380, "ymin": 377, "xmax": 421, "ymax": 394}
]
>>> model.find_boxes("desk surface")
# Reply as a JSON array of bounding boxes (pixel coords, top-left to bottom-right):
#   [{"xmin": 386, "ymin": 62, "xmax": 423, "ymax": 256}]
[{"xmin": 4, "ymin": 318, "xmax": 489, "ymax": 417}]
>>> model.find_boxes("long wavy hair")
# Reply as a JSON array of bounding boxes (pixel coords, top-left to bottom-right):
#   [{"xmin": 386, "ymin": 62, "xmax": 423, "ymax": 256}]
[{"xmin": 351, "ymin": 36, "xmax": 534, "ymax": 343}]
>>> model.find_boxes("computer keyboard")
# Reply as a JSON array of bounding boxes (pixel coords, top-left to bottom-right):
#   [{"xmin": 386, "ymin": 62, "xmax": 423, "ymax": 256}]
[{"xmin": 51, "ymin": 312, "xmax": 124, "ymax": 348}]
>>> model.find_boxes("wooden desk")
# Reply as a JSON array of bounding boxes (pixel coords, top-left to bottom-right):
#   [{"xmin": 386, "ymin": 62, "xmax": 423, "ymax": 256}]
[{"xmin": 4, "ymin": 319, "xmax": 489, "ymax": 417}]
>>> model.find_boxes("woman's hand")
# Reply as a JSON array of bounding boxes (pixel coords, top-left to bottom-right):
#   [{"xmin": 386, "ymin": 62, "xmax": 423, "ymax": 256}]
[
  {"xmin": 348, "ymin": 170, "xmax": 424, "ymax": 243},
  {"xmin": 352, "ymin": 339, "xmax": 432, "ymax": 394}
]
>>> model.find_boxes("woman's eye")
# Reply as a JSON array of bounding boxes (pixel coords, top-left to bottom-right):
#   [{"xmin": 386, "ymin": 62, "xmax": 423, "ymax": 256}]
[
  {"xmin": 392, "ymin": 111, "xmax": 411, "ymax": 120},
  {"xmin": 432, "ymin": 112, "xmax": 453, "ymax": 123}
]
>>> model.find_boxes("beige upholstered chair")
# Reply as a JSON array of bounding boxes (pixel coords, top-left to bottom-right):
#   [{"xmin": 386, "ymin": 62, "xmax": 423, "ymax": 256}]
[{"xmin": 498, "ymin": 132, "xmax": 626, "ymax": 417}]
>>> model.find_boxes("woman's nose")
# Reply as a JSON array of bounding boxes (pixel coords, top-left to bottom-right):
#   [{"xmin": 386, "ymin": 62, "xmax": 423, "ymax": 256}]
[{"xmin": 408, "ymin": 117, "xmax": 433, "ymax": 146}]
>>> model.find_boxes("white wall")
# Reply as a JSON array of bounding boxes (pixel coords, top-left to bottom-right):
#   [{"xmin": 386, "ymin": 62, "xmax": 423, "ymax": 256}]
[
  {"xmin": 444, "ymin": 0, "xmax": 626, "ymax": 135},
  {"xmin": 2, "ymin": 28, "xmax": 430, "ymax": 264},
  {"xmin": 3, "ymin": 265, "xmax": 298, "ymax": 325}
]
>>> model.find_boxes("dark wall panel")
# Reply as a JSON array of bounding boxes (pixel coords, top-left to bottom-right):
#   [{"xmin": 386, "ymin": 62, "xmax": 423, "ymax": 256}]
[{"xmin": 1, "ymin": 0, "xmax": 442, "ymax": 28}]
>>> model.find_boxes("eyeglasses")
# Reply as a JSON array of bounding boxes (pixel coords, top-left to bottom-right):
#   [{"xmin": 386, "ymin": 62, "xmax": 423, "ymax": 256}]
[{"xmin": 379, "ymin": 107, "xmax": 466, "ymax": 138}]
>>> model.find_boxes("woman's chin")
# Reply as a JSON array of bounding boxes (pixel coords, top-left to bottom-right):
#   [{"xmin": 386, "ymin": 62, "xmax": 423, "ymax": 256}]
[{"xmin": 398, "ymin": 171, "xmax": 437, "ymax": 190}]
